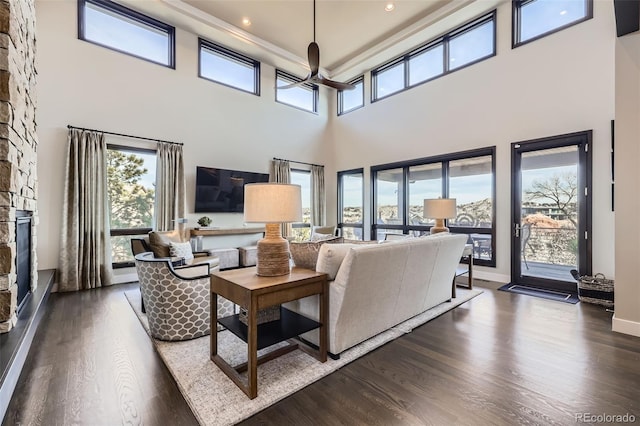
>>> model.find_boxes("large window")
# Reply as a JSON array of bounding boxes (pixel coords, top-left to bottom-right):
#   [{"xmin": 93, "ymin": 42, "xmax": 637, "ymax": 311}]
[
  {"xmin": 291, "ymin": 169, "xmax": 312, "ymax": 241},
  {"xmin": 372, "ymin": 11, "xmax": 495, "ymax": 102},
  {"xmin": 372, "ymin": 147, "xmax": 496, "ymax": 266},
  {"xmin": 275, "ymin": 70, "xmax": 318, "ymax": 113},
  {"xmin": 78, "ymin": 0, "xmax": 175, "ymax": 68},
  {"xmin": 337, "ymin": 169, "xmax": 364, "ymax": 240},
  {"xmin": 107, "ymin": 146, "xmax": 156, "ymax": 267},
  {"xmin": 199, "ymin": 39, "xmax": 260, "ymax": 95},
  {"xmin": 513, "ymin": 0, "xmax": 593, "ymax": 47},
  {"xmin": 337, "ymin": 76, "xmax": 364, "ymax": 116}
]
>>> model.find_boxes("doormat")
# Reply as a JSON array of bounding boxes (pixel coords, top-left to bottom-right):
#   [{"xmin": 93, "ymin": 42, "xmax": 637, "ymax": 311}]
[{"xmin": 498, "ymin": 283, "xmax": 579, "ymax": 304}]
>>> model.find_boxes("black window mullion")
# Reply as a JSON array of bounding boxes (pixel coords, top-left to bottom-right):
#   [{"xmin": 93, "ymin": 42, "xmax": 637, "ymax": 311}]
[
  {"xmin": 79, "ymin": 0, "xmax": 175, "ymax": 68},
  {"xmin": 443, "ymin": 36, "xmax": 450, "ymax": 73},
  {"xmin": 403, "ymin": 167, "xmax": 410, "ymax": 231},
  {"xmin": 513, "ymin": 0, "xmax": 592, "ymax": 48},
  {"xmin": 403, "ymin": 56, "xmax": 410, "ymax": 90},
  {"xmin": 371, "ymin": 147, "xmax": 495, "ymax": 264},
  {"xmin": 372, "ymin": 11, "xmax": 495, "ymax": 102},
  {"xmin": 442, "ymin": 161, "xmax": 450, "ymax": 227}
]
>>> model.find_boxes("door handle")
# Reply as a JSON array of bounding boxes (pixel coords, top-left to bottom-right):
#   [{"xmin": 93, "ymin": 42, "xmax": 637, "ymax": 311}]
[{"xmin": 514, "ymin": 223, "xmax": 520, "ymax": 238}]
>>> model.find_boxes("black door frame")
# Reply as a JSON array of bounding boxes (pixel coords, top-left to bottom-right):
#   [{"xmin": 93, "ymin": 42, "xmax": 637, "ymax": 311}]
[{"xmin": 511, "ymin": 130, "xmax": 592, "ymax": 292}]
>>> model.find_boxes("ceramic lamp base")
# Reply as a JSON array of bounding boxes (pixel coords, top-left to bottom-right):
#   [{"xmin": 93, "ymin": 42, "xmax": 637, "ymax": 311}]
[
  {"xmin": 430, "ymin": 218, "xmax": 449, "ymax": 234},
  {"xmin": 256, "ymin": 223, "xmax": 291, "ymax": 276}
]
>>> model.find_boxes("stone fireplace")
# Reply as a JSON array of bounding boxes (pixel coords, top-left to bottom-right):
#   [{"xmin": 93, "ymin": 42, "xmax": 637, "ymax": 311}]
[{"xmin": 0, "ymin": 0, "xmax": 38, "ymax": 334}]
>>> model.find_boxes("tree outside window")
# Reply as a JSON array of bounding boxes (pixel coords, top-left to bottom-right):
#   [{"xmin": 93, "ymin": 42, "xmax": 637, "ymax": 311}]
[{"xmin": 107, "ymin": 147, "xmax": 156, "ymax": 264}]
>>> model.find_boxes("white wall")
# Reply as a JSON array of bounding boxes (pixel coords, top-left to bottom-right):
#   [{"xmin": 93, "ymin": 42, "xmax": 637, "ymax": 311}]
[
  {"xmin": 36, "ymin": 1, "xmax": 617, "ymax": 287},
  {"xmin": 614, "ymin": 33, "xmax": 640, "ymax": 337},
  {"xmin": 35, "ymin": 0, "xmax": 331, "ymax": 270},
  {"xmin": 328, "ymin": 1, "xmax": 616, "ymax": 283}
]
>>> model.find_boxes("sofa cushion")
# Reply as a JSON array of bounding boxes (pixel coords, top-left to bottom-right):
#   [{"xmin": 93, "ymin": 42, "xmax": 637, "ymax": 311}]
[
  {"xmin": 169, "ymin": 241, "xmax": 194, "ymax": 263},
  {"xmin": 290, "ymin": 237, "xmax": 343, "ymax": 269},
  {"xmin": 149, "ymin": 230, "xmax": 182, "ymax": 258},
  {"xmin": 316, "ymin": 243, "xmax": 358, "ymax": 280},
  {"xmin": 343, "ymin": 239, "xmax": 379, "ymax": 245}
]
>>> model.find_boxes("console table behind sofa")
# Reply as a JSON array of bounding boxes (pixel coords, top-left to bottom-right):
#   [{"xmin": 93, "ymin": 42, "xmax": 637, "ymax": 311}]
[{"xmin": 189, "ymin": 227, "xmax": 265, "ymax": 269}]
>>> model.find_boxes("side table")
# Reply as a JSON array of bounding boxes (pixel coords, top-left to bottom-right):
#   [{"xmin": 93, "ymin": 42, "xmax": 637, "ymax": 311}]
[
  {"xmin": 210, "ymin": 267, "xmax": 328, "ymax": 399},
  {"xmin": 453, "ymin": 244, "xmax": 474, "ymax": 298}
]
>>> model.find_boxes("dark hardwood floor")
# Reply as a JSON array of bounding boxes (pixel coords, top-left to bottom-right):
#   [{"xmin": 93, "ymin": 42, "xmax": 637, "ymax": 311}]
[{"xmin": 3, "ymin": 281, "xmax": 639, "ymax": 425}]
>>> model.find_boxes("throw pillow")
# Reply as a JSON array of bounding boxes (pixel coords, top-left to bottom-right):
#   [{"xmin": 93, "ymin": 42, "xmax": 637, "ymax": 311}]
[
  {"xmin": 169, "ymin": 241, "xmax": 194, "ymax": 263},
  {"xmin": 149, "ymin": 230, "xmax": 182, "ymax": 258},
  {"xmin": 310, "ymin": 232, "xmax": 335, "ymax": 242},
  {"xmin": 290, "ymin": 237, "xmax": 344, "ymax": 269},
  {"xmin": 316, "ymin": 243, "xmax": 357, "ymax": 280}
]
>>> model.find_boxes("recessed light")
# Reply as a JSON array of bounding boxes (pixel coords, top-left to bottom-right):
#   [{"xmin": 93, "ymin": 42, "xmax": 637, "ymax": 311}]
[
  {"xmin": 242, "ymin": 17, "xmax": 251, "ymax": 26},
  {"xmin": 559, "ymin": 10, "xmax": 567, "ymax": 15},
  {"xmin": 384, "ymin": 3, "xmax": 395, "ymax": 12}
]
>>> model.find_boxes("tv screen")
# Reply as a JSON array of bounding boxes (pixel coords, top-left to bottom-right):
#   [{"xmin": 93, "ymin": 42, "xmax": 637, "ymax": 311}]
[{"xmin": 194, "ymin": 166, "xmax": 269, "ymax": 213}]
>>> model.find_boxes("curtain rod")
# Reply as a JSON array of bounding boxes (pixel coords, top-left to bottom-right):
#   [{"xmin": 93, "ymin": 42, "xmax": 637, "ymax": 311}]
[
  {"xmin": 67, "ymin": 125, "xmax": 183, "ymax": 146},
  {"xmin": 273, "ymin": 157, "xmax": 323, "ymax": 168}
]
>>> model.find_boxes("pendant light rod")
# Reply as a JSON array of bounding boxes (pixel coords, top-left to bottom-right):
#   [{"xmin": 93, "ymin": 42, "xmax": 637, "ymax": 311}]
[{"xmin": 313, "ymin": 0, "xmax": 316, "ymax": 42}]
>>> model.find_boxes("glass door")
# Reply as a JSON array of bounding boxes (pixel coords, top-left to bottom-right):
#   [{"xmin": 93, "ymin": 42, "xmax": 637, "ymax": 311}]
[{"xmin": 511, "ymin": 132, "xmax": 592, "ymax": 292}]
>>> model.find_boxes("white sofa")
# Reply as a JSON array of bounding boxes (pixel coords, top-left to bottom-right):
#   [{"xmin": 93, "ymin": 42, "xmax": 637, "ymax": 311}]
[{"xmin": 285, "ymin": 233, "xmax": 467, "ymax": 356}]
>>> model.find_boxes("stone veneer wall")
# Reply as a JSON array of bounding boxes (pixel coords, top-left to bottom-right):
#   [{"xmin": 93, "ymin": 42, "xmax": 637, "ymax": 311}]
[{"xmin": 0, "ymin": 0, "xmax": 38, "ymax": 333}]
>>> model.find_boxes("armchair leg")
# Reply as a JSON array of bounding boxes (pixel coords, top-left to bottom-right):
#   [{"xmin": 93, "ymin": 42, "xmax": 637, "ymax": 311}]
[{"xmin": 141, "ymin": 289, "xmax": 146, "ymax": 313}]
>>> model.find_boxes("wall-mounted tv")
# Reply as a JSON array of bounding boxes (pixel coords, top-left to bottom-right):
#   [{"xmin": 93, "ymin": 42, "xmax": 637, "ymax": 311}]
[{"xmin": 194, "ymin": 166, "xmax": 269, "ymax": 213}]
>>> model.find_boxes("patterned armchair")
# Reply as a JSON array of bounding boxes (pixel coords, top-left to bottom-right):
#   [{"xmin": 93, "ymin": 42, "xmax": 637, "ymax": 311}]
[{"xmin": 134, "ymin": 252, "xmax": 234, "ymax": 341}]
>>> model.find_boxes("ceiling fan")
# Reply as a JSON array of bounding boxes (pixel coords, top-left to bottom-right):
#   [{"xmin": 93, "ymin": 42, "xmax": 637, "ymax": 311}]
[{"xmin": 278, "ymin": 0, "xmax": 355, "ymax": 91}]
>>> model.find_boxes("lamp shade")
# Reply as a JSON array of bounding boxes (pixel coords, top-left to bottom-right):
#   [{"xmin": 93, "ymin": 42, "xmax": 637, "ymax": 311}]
[
  {"xmin": 423, "ymin": 198, "xmax": 457, "ymax": 219},
  {"xmin": 244, "ymin": 183, "xmax": 302, "ymax": 223}
]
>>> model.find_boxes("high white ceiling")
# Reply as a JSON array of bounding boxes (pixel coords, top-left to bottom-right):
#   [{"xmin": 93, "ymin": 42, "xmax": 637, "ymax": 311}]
[
  {"xmin": 183, "ymin": 0, "xmax": 453, "ymax": 71},
  {"xmin": 119, "ymin": 0, "xmax": 504, "ymax": 79}
]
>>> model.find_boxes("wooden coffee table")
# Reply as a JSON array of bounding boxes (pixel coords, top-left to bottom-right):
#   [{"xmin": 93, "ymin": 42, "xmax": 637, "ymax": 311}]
[{"xmin": 210, "ymin": 267, "xmax": 328, "ymax": 399}]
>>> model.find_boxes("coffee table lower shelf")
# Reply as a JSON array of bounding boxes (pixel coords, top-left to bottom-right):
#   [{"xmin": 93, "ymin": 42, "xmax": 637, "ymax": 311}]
[{"xmin": 218, "ymin": 307, "xmax": 320, "ymax": 350}]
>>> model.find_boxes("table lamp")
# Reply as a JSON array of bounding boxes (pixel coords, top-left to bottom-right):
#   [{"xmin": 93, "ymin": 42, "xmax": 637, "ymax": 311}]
[
  {"xmin": 423, "ymin": 198, "xmax": 457, "ymax": 234},
  {"xmin": 244, "ymin": 183, "xmax": 302, "ymax": 276}
]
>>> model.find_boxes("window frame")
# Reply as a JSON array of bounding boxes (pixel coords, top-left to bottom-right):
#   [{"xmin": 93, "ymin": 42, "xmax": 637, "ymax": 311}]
[
  {"xmin": 198, "ymin": 38, "xmax": 261, "ymax": 96},
  {"xmin": 78, "ymin": 0, "xmax": 176, "ymax": 69},
  {"xmin": 107, "ymin": 144, "xmax": 156, "ymax": 268},
  {"xmin": 512, "ymin": 0, "xmax": 594, "ymax": 48},
  {"xmin": 275, "ymin": 69, "xmax": 319, "ymax": 114},
  {"xmin": 371, "ymin": 11, "xmax": 496, "ymax": 103},
  {"xmin": 371, "ymin": 147, "xmax": 497, "ymax": 267},
  {"xmin": 337, "ymin": 76, "xmax": 365, "ymax": 116},
  {"xmin": 337, "ymin": 168, "xmax": 365, "ymax": 240}
]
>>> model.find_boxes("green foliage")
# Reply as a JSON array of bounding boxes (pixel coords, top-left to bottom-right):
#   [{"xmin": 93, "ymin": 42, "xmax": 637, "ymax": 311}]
[
  {"xmin": 197, "ymin": 216, "xmax": 212, "ymax": 227},
  {"xmin": 107, "ymin": 150, "xmax": 155, "ymax": 262},
  {"xmin": 107, "ymin": 150, "xmax": 154, "ymax": 229}
]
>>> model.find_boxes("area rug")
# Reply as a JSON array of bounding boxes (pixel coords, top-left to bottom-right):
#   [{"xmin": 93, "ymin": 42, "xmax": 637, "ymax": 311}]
[
  {"xmin": 498, "ymin": 283, "xmax": 579, "ymax": 304},
  {"xmin": 125, "ymin": 288, "xmax": 482, "ymax": 426}
]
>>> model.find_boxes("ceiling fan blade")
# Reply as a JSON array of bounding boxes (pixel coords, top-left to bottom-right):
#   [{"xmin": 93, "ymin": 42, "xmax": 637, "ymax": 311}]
[
  {"xmin": 308, "ymin": 42, "xmax": 320, "ymax": 76},
  {"xmin": 316, "ymin": 75, "xmax": 356, "ymax": 91},
  {"xmin": 277, "ymin": 79, "xmax": 311, "ymax": 90}
]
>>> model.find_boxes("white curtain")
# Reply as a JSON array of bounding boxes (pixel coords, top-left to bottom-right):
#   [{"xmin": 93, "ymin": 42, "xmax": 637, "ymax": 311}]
[
  {"xmin": 59, "ymin": 129, "xmax": 112, "ymax": 291},
  {"xmin": 311, "ymin": 165, "xmax": 325, "ymax": 226},
  {"xmin": 269, "ymin": 159, "xmax": 292, "ymax": 237},
  {"xmin": 155, "ymin": 142, "xmax": 185, "ymax": 232}
]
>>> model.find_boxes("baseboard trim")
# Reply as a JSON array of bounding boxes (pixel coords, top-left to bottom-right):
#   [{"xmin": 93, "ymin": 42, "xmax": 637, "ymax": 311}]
[
  {"xmin": 473, "ymin": 269, "xmax": 509, "ymax": 284},
  {"xmin": 612, "ymin": 315, "xmax": 640, "ymax": 337}
]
